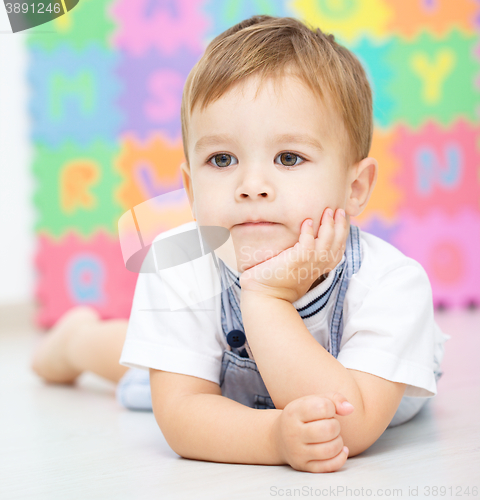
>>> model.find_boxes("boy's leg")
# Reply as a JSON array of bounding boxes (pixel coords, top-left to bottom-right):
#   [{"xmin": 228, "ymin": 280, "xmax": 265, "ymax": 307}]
[
  {"xmin": 67, "ymin": 317, "xmax": 130, "ymax": 384},
  {"xmin": 31, "ymin": 306, "xmax": 129, "ymax": 384}
]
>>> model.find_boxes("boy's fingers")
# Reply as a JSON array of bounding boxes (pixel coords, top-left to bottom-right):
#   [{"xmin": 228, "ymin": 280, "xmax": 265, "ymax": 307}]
[
  {"xmin": 305, "ymin": 445, "xmax": 349, "ymax": 473},
  {"xmin": 316, "ymin": 208, "xmax": 348, "ymax": 263},
  {"xmin": 305, "ymin": 434, "xmax": 345, "ymax": 460},
  {"xmin": 333, "ymin": 208, "xmax": 349, "ymax": 258},
  {"xmin": 297, "ymin": 395, "xmax": 336, "ymax": 422},
  {"xmin": 298, "ymin": 219, "xmax": 315, "ymax": 248},
  {"xmin": 316, "ymin": 208, "xmax": 335, "ymax": 249},
  {"xmin": 324, "ymin": 391, "xmax": 355, "ymax": 416},
  {"xmin": 302, "ymin": 416, "xmax": 341, "ymax": 444}
]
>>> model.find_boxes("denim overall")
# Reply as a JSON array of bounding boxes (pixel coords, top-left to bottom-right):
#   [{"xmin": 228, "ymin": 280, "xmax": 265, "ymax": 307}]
[{"xmin": 117, "ymin": 224, "xmax": 441, "ymax": 428}]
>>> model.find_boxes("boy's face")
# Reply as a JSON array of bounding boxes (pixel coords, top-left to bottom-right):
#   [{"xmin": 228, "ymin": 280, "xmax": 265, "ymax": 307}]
[{"xmin": 182, "ymin": 73, "xmax": 353, "ymax": 273}]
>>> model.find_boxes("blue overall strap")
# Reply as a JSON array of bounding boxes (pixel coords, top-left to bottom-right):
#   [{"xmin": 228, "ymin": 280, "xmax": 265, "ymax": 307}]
[
  {"xmin": 329, "ymin": 224, "xmax": 362, "ymax": 359},
  {"xmin": 219, "ymin": 261, "xmax": 246, "ymax": 355}
]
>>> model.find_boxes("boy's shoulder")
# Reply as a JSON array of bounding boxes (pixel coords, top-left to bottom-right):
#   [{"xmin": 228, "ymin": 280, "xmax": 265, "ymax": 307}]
[
  {"xmin": 344, "ymin": 227, "xmax": 435, "ymax": 325},
  {"xmin": 356, "ymin": 226, "xmax": 430, "ymax": 287}
]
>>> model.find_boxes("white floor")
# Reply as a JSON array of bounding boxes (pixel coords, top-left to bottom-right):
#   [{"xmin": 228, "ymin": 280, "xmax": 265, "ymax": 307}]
[{"xmin": 1, "ymin": 303, "xmax": 479, "ymax": 500}]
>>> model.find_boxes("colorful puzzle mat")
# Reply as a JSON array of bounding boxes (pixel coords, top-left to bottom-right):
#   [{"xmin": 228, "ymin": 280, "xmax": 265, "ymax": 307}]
[{"xmin": 28, "ymin": 0, "xmax": 480, "ymax": 326}]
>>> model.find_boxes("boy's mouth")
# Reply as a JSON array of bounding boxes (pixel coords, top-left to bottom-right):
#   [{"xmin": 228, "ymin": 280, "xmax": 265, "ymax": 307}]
[
  {"xmin": 236, "ymin": 218, "xmax": 278, "ymax": 225},
  {"xmin": 236, "ymin": 221, "xmax": 278, "ymax": 228}
]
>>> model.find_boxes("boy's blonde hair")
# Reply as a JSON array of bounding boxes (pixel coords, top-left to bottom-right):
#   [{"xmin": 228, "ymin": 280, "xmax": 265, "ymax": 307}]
[{"xmin": 181, "ymin": 15, "xmax": 373, "ymax": 167}]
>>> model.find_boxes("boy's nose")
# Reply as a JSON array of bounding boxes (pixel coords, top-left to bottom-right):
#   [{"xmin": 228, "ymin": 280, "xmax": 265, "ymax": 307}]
[
  {"xmin": 236, "ymin": 172, "xmax": 274, "ymax": 200},
  {"xmin": 239, "ymin": 191, "xmax": 269, "ymax": 199}
]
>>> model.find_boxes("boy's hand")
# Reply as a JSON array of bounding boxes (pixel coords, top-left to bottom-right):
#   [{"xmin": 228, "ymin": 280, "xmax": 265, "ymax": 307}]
[
  {"xmin": 272, "ymin": 393, "xmax": 354, "ymax": 473},
  {"xmin": 239, "ymin": 208, "xmax": 349, "ymax": 302}
]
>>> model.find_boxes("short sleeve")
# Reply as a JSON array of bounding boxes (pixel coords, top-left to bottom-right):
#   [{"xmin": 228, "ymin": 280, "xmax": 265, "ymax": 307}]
[
  {"xmin": 119, "ymin": 253, "xmax": 226, "ymax": 385},
  {"xmin": 337, "ymin": 263, "xmax": 438, "ymax": 398}
]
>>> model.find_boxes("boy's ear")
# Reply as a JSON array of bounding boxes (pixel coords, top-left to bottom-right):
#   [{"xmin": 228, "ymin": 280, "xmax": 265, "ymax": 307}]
[
  {"xmin": 180, "ymin": 162, "xmax": 195, "ymax": 218},
  {"xmin": 345, "ymin": 157, "xmax": 378, "ymax": 218}
]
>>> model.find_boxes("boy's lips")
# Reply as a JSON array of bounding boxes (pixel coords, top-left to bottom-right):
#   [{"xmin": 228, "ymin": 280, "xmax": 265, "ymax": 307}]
[
  {"xmin": 234, "ymin": 222, "xmax": 280, "ymax": 231},
  {"xmin": 235, "ymin": 221, "xmax": 278, "ymax": 227}
]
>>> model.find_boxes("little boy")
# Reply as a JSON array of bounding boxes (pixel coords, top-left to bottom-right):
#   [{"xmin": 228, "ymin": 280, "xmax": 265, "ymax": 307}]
[{"xmin": 32, "ymin": 15, "xmax": 449, "ymax": 473}]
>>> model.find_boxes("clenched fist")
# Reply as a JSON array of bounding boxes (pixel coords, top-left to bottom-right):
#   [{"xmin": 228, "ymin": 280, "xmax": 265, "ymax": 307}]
[{"xmin": 272, "ymin": 393, "xmax": 354, "ymax": 473}]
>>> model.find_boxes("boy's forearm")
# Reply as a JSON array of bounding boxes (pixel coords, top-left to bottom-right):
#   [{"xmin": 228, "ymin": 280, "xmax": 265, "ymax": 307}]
[
  {"xmin": 241, "ymin": 291, "xmax": 364, "ymax": 410},
  {"xmin": 159, "ymin": 392, "xmax": 283, "ymax": 465},
  {"xmin": 240, "ymin": 291, "xmax": 374, "ymax": 454}
]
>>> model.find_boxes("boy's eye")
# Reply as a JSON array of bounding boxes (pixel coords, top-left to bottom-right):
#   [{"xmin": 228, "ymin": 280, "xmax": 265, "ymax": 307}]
[
  {"xmin": 207, "ymin": 152, "xmax": 305, "ymax": 168},
  {"xmin": 276, "ymin": 152, "xmax": 303, "ymax": 167},
  {"xmin": 209, "ymin": 153, "xmax": 237, "ymax": 168}
]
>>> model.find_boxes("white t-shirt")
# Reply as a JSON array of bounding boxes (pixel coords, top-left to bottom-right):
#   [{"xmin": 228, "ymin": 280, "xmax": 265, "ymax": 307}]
[{"xmin": 120, "ymin": 221, "xmax": 450, "ymax": 399}]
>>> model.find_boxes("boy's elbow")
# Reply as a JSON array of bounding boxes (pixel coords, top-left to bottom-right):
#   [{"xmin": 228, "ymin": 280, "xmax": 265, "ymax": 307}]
[
  {"xmin": 340, "ymin": 412, "xmax": 388, "ymax": 457},
  {"xmin": 149, "ymin": 369, "xmax": 223, "ymax": 458},
  {"xmin": 341, "ymin": 371, "xmax": 407, "ymax": 456},
  {"xmin": 340, "ymin": 398, "xmax": 404, "ymax": 457},
  {"xmin": 151, "ymin": 395, "xmax": 192, "ymax": 457}
]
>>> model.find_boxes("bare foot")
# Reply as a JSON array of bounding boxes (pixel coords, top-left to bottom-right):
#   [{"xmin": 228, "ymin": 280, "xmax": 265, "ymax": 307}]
[{"xmin": 31, "ymin": 306, "xmax": 100, "ymax": 384}]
